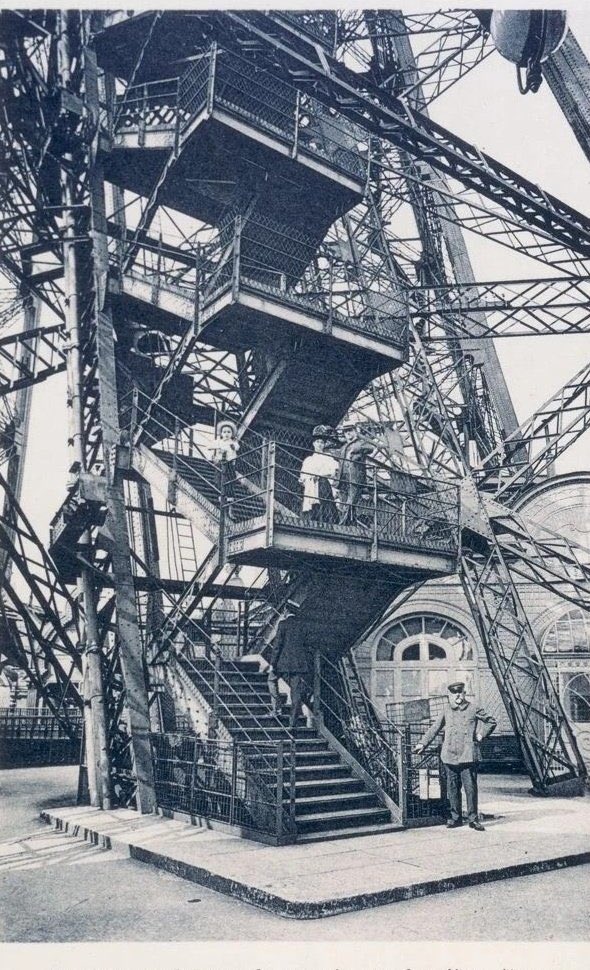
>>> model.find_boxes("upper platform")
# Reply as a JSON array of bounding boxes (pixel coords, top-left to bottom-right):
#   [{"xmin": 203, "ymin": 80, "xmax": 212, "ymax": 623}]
[
  {"xmin": 221, "ymin": 441, "xmax": 459, "ymax": 578},
  {"xmin": 103, "ymin": 45, "xmax": 367, "ymax": 241},
  {"xmin": 117, "ymin": 214, "xmax": 408, "ymax": 368}
]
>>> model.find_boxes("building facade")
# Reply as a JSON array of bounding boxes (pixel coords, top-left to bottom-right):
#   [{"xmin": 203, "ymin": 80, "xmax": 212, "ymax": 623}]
[{"xmin": 356, "ymin": 472, "xmax": 590, "ymax": 765}]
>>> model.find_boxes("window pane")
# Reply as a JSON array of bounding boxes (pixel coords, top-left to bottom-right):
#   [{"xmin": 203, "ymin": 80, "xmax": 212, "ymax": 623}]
[
  {"xmin": 401, "ymin": 642, "xmax": 420, "ymax": 661},
  {"xmin": 428, "ymin": 668, "xmax": 449, "ymax": 697},
  {"xmin": 374, "ymin": 669, "xmax": 395, "ymax": 698},
  {"xmin": 402, "ymin": 617, "xmax": 423, "ymax": 638},
  {"xmin": 455, "ymin": 670, "xmax": 475, "ymax": 697},
  {"xmin": 428, "ymin": 642, "xmax": 447, "ymax": 661},
  {"xmin": 563, "ymin": 673, "xmax": 590, "ymax": 723},
  {"xmin": 400, "ymin": 668, "xmax": 423, "ymax": 699},
  {"xmin": 424, "ymin": 617, "xmax": 444, "ymax": 637},
  {"xmin": 376, "ymin": 639, "xmax": 395, "ymax": 661}
]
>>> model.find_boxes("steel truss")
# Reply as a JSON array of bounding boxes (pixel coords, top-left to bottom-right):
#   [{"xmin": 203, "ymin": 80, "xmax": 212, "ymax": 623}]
[{"xmin": 0, "ymin": 9, "xmax": 589, "ymax": 806}]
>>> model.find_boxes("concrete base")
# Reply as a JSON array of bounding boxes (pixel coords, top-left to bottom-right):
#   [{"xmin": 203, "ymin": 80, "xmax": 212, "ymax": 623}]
[{"xmin": 40, "ymin": 776, "xmax": 590, "ymax": 920}]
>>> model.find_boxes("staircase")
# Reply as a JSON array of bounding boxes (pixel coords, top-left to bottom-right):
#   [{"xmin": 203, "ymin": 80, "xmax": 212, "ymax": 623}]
[
  {"xmin": 152, "ymin": 449, "xmax": 266, "ymax": 522},
  {"xmin": 177, "ymin": 654, "xmax": 394, "ymax": 840}
]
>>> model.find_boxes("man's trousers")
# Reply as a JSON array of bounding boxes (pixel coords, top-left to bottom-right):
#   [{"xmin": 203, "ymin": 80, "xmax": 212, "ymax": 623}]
[{"xmin": 444, "ymin": 762, "xmax": 478, "ymax": 823}]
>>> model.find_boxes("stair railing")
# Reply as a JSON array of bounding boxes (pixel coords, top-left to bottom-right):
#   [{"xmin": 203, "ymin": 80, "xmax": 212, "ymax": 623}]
[
  {"xmin": 313, "ymin": 650, "xmax": 403, "ymax": 819},
  {"xmin": 150, "ymin": 732, "xmax": 297, "ymax": 842},
  {"xmin": 177, "ymin": 645, "xmax": 298, "ymax": 743}
]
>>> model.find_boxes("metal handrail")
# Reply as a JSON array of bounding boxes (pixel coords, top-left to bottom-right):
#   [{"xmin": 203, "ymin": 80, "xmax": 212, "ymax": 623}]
[
  {"xmin": 315, "ymin": 651, "xmax": 402, "ymax": 805},
  {"xmin": 113, "ymin": 44, "xmax": 366, "ymax": 181},
  {"xmin": 178, "ymin": 647, "xmax": 298, "ymax": 743},
  {"xmin": 224, "ymin": 439, "xmax": 460, "ymax": 554},
  {"xmin": 120, "ymin": 214, "xmax": 407, "ymax": 347}
]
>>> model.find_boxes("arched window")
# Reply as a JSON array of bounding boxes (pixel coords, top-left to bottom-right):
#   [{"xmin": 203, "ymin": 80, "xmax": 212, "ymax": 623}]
[
  {"xmin": 542, "ymin": 608, "xmax": 590, "ymax": 655},
  {"xmin": 373, "ymin": 614, "xmax": 476, "ymax": 706},
  {"xmin": 562, "ymin": 673, "xmax": 590, "ymax": 723}
]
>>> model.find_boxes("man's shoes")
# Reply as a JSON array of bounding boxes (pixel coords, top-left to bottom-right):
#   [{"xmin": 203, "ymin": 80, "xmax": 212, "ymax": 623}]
[
  {"xmin": 446, "ymin": 819, "xmax": 463, "ymax": 828},
  {"xmin": 469, "ymin": 820, "xmax": 485, "ymax": 831}
]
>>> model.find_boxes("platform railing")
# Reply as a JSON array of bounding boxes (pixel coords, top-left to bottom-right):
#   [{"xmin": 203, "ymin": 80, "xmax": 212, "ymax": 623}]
[
  {"xmin": 114, "ymin": 44, "xmax": 367, "ymax": 183},
  {"xmin": 150, "ymin": 732, "xmax": 297, "ymax": 842},
  {"xmin": 223, "ymin": 440, "xmax": 460, "ymax": 557},
  {"xmin": 121, "ymin": 214, "xmax": 408, "ymax": 350},
  {"xmin": 0, "ymin": 708, "xmax": 83, "ymax": 768}
]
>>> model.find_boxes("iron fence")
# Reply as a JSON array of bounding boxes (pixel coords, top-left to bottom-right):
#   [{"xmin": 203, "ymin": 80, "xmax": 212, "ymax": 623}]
[
  {"xmin": 385, "ymin": 698, "xmax": 525, "ymax": 773},
  {"xmin": 224, "ymin": 439, "xmax": 460, "ymax": 557},
  {"xmin": 391, "ymin": 721, "xmax": 448, "ymax": 822},
  {"xmin": 0, "ymin": 708, "xmax": 83, "ymax": 768},
  {"xmin": 314, "ymin": 652, "xmax": 402, "ymax": 818},
  {"xmin": 150, "ymin": 732, "xmax": 297, "ymax": 842},
  {"xmin": 114, "ymin": 44, "xmax": 367, "ymax": 183}
]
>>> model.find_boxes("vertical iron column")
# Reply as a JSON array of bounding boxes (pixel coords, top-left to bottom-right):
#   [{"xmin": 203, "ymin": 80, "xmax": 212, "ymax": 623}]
[
  {"xmin": 83, "ymin": 26, "xmax": 156, "ymax": 812},
  {"xmin": 0, "ymin": 293, "xmax": 38, "ymax": 582},
  {"xmin": 382, "ymin": 10, "xmax": 521, "ymax": 447},
  {"xmin": 57, "ymin": 11, "xmax": 110, "ymax": 809}
]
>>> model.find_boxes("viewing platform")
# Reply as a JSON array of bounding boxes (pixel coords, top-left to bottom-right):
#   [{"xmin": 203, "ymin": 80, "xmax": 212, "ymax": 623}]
[
  {"xmin": 104, "ymin": 45, "xmax": 367, "ymax": 239},
  {"xmin": 118, "ymin": 215, "xmax": 408, "ymax": 366},
  {"xmin": 221, "ymin": 441, "xmax": 459, "ymax": 576}
]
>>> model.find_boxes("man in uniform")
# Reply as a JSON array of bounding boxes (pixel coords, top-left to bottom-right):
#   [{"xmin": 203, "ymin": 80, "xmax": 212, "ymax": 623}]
[
  {"xmin": 267, "ymin": 601, "xmax": 312, "ymax": 729},
  {"xmin": 414, "ymin": 682, "xmax": 497, "ymax": 831},
  {"xmin": 334, "ymin": 416, "xmax": 378, "ymax": 525}
]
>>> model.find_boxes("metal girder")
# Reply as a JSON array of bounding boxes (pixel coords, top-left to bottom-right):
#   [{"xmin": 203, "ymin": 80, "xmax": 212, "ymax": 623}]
[
  {"xmin": 377, "ymin": 161, "xmax": 590, "ymax": 278},
  {"xmin": 0, "ymin": 323, "xmax": 66, "ymax": 395},
  {"xmin": 460, "ymin": 541, "xmax": 585, "ymax": 793},
  {"xmin": 393, "ymin": 324, "xmax": 586, "ymax": 791},
  {"xmin": 356, "ymin": 9, "xmax": 494, "ymax": 109},
  {"xmin": 413, "ymin": 275, "xmax": 590, "ymax": 340},
  {"xmin": 0, "ymin": 463, "xmax": 83, "ymax": 727},
  {"xmin": 544, "ymin": 30, "xmax": 590, "ymax": 166},
  {"xmin": 207, "ymin": 10, "xmax": 590, "ymax": 258},
  {"xmin": 479, "ymin": 360, "xmax": 590, "ymax": 502},
  {"xmin": 364, "ymin": 11, "xmax": 520, "ymax": 459},
  {"xmin": 488, "ymin": 505, "xmax": 590, "ymax": 614}
]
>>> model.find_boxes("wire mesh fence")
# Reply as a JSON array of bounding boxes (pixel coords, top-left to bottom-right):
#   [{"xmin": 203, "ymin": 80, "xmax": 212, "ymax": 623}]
[
  {"xmin": 0, "ymin": 708, "xmax": 83, "ymax": 768},
  {"xmin": 114, "ymin": 44, "xmax": 367, "ymax": 184},
  {"xmin": 150, "ymin": 732, "xmax": 297, "ymax": 842},
  {"xmin": 393, "ymin": 721, "xmax": 448, "ymax": 821}
]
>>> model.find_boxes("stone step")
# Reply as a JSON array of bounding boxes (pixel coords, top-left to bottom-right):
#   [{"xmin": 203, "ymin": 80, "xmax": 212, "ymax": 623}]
[{"xmin": 296, "ymin": 820, "xmax": 402, "ymax": 844}]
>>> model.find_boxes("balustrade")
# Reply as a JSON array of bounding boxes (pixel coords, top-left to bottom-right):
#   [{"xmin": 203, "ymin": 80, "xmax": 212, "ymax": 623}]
[
  {"xmin": 114, "ymin": 45, "xmax": 367, "ymax": 184},
  {"xmin": 222, "ymin": 439, "xmax": 460, "ymax": 560}
]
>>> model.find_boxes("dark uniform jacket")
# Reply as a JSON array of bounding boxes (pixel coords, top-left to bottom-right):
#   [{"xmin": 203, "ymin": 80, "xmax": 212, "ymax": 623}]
[
  {"xmin": 335, "ymin": 439, "xmax": 375, "ymax": 490},
  {"xmin": 419, "ymin": 700, "xmax": 497, "ymax": 765},
  {"xmin": 270, "ymin": 616, "xmax": 312, "ymax": 676}
]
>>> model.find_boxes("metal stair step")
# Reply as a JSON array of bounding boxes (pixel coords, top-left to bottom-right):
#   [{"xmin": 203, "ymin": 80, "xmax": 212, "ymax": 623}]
[
  {"xmin": 287, "ymin": 778, "xmax": 365, "ymax": 797},
  {"xmin": 292, "ymin": 763, "xmax": 353, "ymax": 781},
  {"xmin": 295, "ymin": 805, "xmax": 392, "ymax": 834},
  {"xmin": 290, "ymin": 791, "xmax": 382, "ymax": 816},
  {"xmin": 227, "ymin": 729, "xmax": 323, "ymax": 744}
]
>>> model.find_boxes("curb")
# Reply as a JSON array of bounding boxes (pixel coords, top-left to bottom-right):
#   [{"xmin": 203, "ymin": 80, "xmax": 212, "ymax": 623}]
[{"xmin": 40, "ymin": 809, "xmax": 590, "ymax": 920}]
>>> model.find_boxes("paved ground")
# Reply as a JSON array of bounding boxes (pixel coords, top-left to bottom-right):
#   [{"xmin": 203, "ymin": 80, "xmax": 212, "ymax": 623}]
[{"xmin": 1, "ymin": 766, "xmax": 590, "ymax": 942}]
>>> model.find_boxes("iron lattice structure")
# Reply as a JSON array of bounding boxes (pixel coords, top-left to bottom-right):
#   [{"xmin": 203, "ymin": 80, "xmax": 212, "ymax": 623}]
[{"xmin": 0, "ymin": 8, "xmax": 589, "ymax": 814}]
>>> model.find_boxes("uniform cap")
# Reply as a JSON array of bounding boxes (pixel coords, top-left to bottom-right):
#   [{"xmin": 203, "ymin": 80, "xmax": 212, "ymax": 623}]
[{"xmin": 447, "ymin": 681, "xmax": 466, "ymax": 694}]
